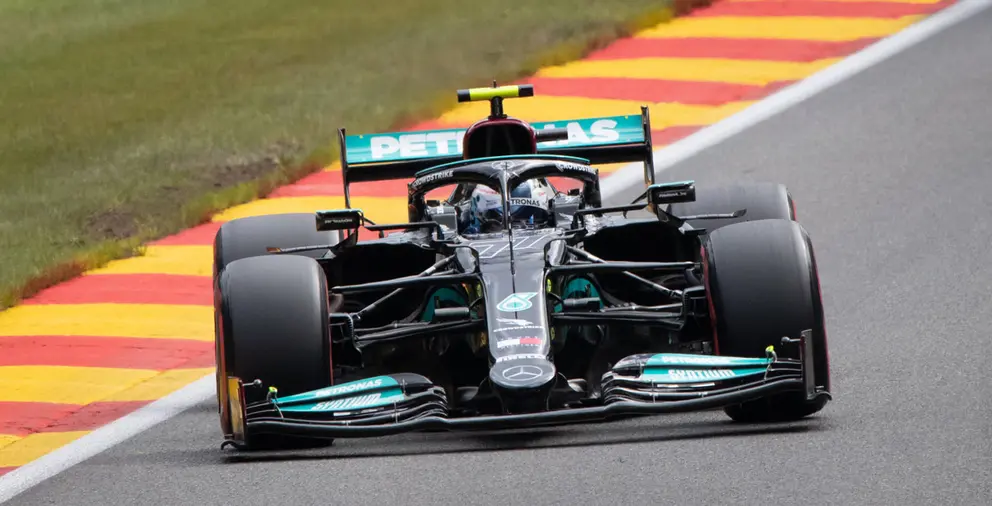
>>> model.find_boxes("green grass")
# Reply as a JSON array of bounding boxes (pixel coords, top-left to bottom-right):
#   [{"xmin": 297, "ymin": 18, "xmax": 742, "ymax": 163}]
[{"xmin": 0, "ymin": 0, "xmax": 675, "ymax": 308}]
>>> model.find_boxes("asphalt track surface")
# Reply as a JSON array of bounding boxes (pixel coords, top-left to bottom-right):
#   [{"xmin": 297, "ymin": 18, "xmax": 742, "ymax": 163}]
[{"xmin": 10, "ymin": 9, "xmax": 992, "ymax": 506}]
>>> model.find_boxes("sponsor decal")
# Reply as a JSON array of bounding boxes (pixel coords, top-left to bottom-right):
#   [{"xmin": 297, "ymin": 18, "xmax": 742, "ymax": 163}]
[
  {"xmin": 310, "ymin": 393, "xmax": 387, "ymax": 411},
  {"xmin": 659, "ymin": 355, "xmax": 736, "ymax": 365},
  {"xmin": 664, "ymin": 369, "xmax": 737, "ymax": 381},
  {"xmin": 321, "ymin": 217, "xmax": 357, "ymax": 225},
  {"xmin": 310, "ymin": 391, "xmax": 404, "ymax": 411},
  {"xmin": 647, "ymin": 354, "xmax": 771, "ymax": 367},
  {"xmin": 411, "ymin": 169, "xmax": 454, "ymax": 190},
  {"xmin": 640, "ymin": 366, "xmax": 767, "ymax": 383},
  {"xmin": 554, "ymin": 161, "xmax": 596, "ymax": 174},
  {"xmin": 496, "ymin": 318, "xmax": 533, "ymax": 326},
  {"xmin": 344, "ymin": 115, "xmax": 644, "ymax": 164},
  {"xmin": 495, "ymin": 337, "xmax": 543, "ymax": 349},
  {"xmin": 370, "ymin": 130, "xmax": 465, "ymax": 159},
  {"xmin": 315, "ymin": 210, "xmax": 364, "ymax": 231},
  {"xmin": 492, "ymin": 318, "xmax": 544, "ymax": 333},
  {"xmin": 538, "ymin": 119, "xmax": 621, "ymax": 146},
  {"xmin": 510, "ymin": 197, "xmax": 541, "ymax": 206},
  {"xmin": 655, "ymin": 189, "xmax": 690, "ymax": 200},
  {"xmin": 311, "ymin": 377, "xmax": 384, "ymax": 398},
  {"xmin": 508, "ymin": 197, "xmax": 545, "ymax": 208},
  {"xmin": 496, "ymin": 353, "xmax": 546, "ymax": 363},
  {"xmin": 496, "ymin": 292, "xmax": 539, "ymax": 312},
  {"xmin": 492, "ymin": 325, "xmax": 543, "ymax": 333}
]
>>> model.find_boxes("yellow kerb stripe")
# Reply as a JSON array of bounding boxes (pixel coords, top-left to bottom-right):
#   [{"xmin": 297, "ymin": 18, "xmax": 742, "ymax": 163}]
[
  {"xmin": 597, "ymin": 163, "xmax": 633, "ymax": 174},
  {"xmin": 211, "ymin": 196, "xmax": 408, "ymax": 224},
  {"xmin": 0, "ymin": 434, "xmax": 19, "ymax": 451},
  {"xmin": 100, "ymin": 368, "xmax": 213, "ymax": 402},
  {"xmin": 0, "ymin": 366, "xmax": 159, "ymax": 404},
  {"xmin": 437, "ymin": 97, "xmax": 753, "ymax": 129},
  {"xmin": 0, "ymin": 431, "xmax": 90, "ymax": 467},
  {"xmin": 636, "ymin": 16, "xmax": 925, "ymax": 42},
  {"xmin": 0, "ymin": 304, "xmax": 214, "ymax": 341},
  {"xmin": 536, "ymin": 58, "xmax": 840, "ymax": 86},
  {"xmin": 85, "ymin": 245, "xmax": 213, "ymax": 277}
]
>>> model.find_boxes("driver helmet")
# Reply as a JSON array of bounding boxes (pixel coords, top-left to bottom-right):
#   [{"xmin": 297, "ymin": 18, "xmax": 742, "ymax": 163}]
[{"xmin": 458, "ymin": 179, "xmax": 554, "ymax": 234}]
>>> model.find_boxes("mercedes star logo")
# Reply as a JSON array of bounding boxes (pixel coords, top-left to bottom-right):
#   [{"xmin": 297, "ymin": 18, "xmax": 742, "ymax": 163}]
[{"xmin": 501, "ymin": 365, "xmax": 544, "ymax": 382}]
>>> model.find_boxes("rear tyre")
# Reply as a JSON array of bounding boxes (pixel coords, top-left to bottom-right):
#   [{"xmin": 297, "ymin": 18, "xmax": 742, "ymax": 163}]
[
  {"xmin": 213, "ymin": 213, "xmax": 341, "ymax": 277},
  {"xmin": 702, "ymin": 219, "xmax": 830, "ymax": 422},
  {"xmin": 216, "ymin": 255, "xmax": 333, "ymax": 449},
  {"xmin": 667, "ymin": 182, "xmax": 795, "ymax": 232}
]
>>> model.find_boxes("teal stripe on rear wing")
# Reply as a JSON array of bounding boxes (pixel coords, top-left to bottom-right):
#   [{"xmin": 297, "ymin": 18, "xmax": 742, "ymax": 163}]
[{"xmin": 336, "ymin": 106, "xmax": 657, "ymax": 206}]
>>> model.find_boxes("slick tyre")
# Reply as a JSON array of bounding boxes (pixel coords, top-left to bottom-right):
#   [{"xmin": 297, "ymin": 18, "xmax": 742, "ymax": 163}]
[
  {"xmin": 667, "ymin": 182, "xmax": 795, "ymax": 232},
  {"xmin": 216, "ymin": 255, "xmax": 333, "ymax": 449},
  {"xmin": 213, "ymin": 213, "xmax": 341, "ymax": 277},
  {"xmin": 212, "ymin": 213, "xmax": 340, "ymax": 447},
  {"xmin": 702, "ymin": 219, "xmax": 830, "ymax": 422}
]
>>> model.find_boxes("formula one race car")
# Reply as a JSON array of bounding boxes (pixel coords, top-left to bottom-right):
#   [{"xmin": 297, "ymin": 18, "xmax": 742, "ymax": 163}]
[{"xmin": 213, "ymin": 84, "xmax": 832, "ymax": 450}]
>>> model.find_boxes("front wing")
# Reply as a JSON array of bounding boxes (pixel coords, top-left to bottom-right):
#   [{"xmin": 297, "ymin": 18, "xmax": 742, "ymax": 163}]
[{"xmin": 223, "ymin": 330, "xmax": 827, "ymax": 448}]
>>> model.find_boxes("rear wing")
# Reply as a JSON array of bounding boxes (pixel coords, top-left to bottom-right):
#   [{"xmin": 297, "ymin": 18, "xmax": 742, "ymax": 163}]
[{"xmin": 337, "ymin": 106, "xmax": 656, "ymax": 207}]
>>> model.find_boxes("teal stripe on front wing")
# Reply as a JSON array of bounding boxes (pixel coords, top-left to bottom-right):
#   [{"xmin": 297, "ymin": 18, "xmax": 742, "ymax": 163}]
[
  {"xmin": 279, "ymin": 389, "xmax": 407, "ymax": 412},
  {"xmin": 640, "ymin": 367, "xmax": 768, "ymax": 383},
  {"xmin": 275, "ymin": 375, "xmax": 400, "ymax": 404},
  {"xmin": 645, "ymin": 354, "xmax": 772, "ymax": 368}
]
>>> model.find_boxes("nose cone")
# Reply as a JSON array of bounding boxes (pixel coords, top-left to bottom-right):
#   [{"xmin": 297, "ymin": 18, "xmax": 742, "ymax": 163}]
[
  {"xmin": 489, "ymin": 356, "xmax": 556, "ymax": 390},
  {"xmin": 489, "ymin": 357, "xmax": 557, "ymax": 413}
]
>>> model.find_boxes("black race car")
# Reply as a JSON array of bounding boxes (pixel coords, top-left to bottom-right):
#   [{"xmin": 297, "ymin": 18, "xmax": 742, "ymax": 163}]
[{"xmin": 213, "ymin": 84, "xmax": 831, "ymax": 450}]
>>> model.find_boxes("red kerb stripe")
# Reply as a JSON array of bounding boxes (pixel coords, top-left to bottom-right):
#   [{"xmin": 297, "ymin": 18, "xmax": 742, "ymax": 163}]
[
  {"xmin": 586, "ymin": 37, "xmax": 879, "ymax": 62},
  {"xmin": 0, "ymin": 335, "xmax": 212, "ymax": 369},
  {"xmin": 269, "ymin": 171, "xmax": 411, "ymax": 198},
  {"xmin": 531, "ymin": 77, "xmax": 780, "ymax": 106},
  {"xmin": 0, "ymin": 401, "xmax": 150, "ymax": 437},
  {"xmin": 151, "ymin": 222, "xmax": 222, "ymax": 246},
  {"xmin": 21, "ymin": 274, "xmax": 212, "ymax": 306}
]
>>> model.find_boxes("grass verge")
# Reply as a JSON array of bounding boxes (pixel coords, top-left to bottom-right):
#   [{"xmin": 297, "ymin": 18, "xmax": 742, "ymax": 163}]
[{"xmin": 0, "ymin": 0, "xmax": 691, "ymax": 309}]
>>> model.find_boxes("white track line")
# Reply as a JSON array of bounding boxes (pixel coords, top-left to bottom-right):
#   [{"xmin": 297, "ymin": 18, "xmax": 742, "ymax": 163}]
[
  {"xmin": 1, "ymin": 0, "xmax": 988, "ymax": 502},
  {"xmin": 0, "ymin": 376, "xmax": 215, "ymax": 504}
]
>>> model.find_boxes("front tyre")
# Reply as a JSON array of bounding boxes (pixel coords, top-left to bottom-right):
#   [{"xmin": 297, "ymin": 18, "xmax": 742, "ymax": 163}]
[
  {"xmin": 702, "ymin": 219, "xmax": 831, "ymax": 422},
  {"xmin": 216, "ymin": 254, "xmax": 333, "ymax": 449}
]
